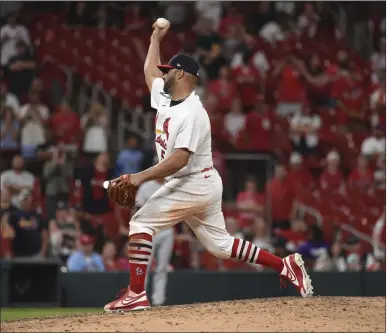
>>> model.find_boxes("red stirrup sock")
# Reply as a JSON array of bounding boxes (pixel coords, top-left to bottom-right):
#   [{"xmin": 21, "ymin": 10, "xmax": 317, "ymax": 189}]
[
  {"xmin": 231, "ymin": 238, "xmax": 284, "ymax": 273},
  {"xmin": 128, "ymin": 233, "xmax": 153, "ymax": 294}
]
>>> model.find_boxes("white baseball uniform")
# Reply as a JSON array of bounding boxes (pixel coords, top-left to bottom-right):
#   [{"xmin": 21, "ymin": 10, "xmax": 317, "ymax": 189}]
[
  {"xmin": 130, "ymin": 78, "xmax": 234, "ymax": 260},
  {"xmin": 135, "ymin": 180, "xmax": 174, "ymax": 306}
]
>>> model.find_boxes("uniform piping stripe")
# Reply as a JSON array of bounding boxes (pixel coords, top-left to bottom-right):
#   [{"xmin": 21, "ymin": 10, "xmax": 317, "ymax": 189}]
[
  {"xmin": 128, "ymin": 257, "xmax": 149, "ymax": 263},
  {"xmin": 238, "ymin": 240, "xmax": 246, "ymax": 260},
  {"xmin": 129, "ymin": 250, "xmax": 152, "ymax": 256},
  {"xmin": 244, "ymin": 243, "xmax": 252, "ymax": 261},
  {"xmin": 128, "ymin": 259, "xmax": 150, "ymax": 265},
  {"xmin": 253, "ymin": 247, "xmax": 260, "ymax": 263},
  {"xmin": 128, "ymin": 242, "xmax": 152, "ymax": 249},
  {"xmin": 236, "ymin": 239, "xmax": 243, "ymax": 257},
  {"xmin": 231, "ymin": 239, "xmax": 240, "ymax": 259},
  {"xmin": 129, "ymin": 253, "xmax": 151, "ymax": 260},
  {"xmin": 249, "ymin": 247, "xmax": 257, "ymax": 263}
]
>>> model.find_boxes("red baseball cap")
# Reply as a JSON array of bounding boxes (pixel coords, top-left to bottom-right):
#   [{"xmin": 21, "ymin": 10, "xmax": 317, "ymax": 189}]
[{"xmin": 80, "ymin": 234, "xmax": 94, "ymax": 246}]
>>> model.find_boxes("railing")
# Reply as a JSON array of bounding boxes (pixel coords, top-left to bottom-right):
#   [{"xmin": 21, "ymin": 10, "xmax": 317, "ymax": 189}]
[
  {"xmin": 295, "ymin": 199, "xmax": 382, "ymax": 249},
  {"xmin": 341, "ymin": 223, "xmax": 384, "ymax": 249},
  {"xmin": 117, "ymin": 107, "xmax": 155, "ymax": 150},
  {"xmin": 296, "ymin": 202, "xmax": 323, "ymax": 226}
]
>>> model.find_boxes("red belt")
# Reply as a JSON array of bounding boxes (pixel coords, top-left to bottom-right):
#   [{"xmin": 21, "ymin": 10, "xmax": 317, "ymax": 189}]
[{"xmin": 201, "ymin": 167, "xmax": 213, "ymax": 173}]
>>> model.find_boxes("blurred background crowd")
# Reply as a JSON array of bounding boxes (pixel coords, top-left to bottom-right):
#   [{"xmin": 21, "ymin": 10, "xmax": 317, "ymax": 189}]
[{"xmin": 0, "ymin": 1, "xmax": 385, "ymax": 274}]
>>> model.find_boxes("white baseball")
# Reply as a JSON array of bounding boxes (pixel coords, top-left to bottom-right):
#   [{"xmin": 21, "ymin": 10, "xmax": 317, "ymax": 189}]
[
  {"xmin": 103, "ymin": 181, "xmax": 109, "ymax": 189},
  {"xmin": 156, "ymin": 18, "xmax": 170, "ymax": 29}
]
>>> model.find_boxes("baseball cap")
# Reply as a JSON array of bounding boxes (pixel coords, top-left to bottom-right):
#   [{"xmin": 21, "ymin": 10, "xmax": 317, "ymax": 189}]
[
  {"xmin": 80, "ymin": 234, "xmax": 94, "ymax": 246},
  {"xmin": 158, "ymin": 54, "xmax": 200, "ymax": 78}
]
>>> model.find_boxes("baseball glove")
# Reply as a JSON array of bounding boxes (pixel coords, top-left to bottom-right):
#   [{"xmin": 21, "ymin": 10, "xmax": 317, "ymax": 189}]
[{"xmin": 107, "ymin": 175, "xmax": 138, "ymax": 208}]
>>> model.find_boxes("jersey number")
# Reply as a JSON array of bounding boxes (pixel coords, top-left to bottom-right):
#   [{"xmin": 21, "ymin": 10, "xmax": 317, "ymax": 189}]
[{"xmin": 161, "ymin": 150, "xmax": 165, "ymax": 160}]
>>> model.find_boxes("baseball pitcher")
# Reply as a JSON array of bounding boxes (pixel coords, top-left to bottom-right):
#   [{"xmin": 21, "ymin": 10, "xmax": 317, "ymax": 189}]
[{"xmin": 104, "ymin": 20, "xmax": 313, "ymax": 313}]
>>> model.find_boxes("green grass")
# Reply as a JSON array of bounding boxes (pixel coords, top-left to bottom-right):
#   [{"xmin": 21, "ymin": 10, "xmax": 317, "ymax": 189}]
[{"xmin": 1, "ymin": 307, "xmax": 101, "ymax": 321}]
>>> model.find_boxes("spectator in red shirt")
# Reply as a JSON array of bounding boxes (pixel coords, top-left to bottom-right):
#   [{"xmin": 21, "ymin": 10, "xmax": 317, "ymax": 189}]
[
  {"xmin": 336, "ymin": 74, "xmax": 367, "ymax": 128},
  {"xmin": 348, "ymin": 155, "xmax": 374, "ymax": 191},
  {"xmin": 203, "ymin": 93, "xmax": 219, "ymax": 117},
  {"xmin": 50, "ymin": 102, "xmax": 81, "ymax": 146},
  {"xmin": 303, "ymin": 54, "xmax": 331, "ymax": 107},
  {"xmin": 274, "ymin": 217, "xmax": 307, "ymax": 252},
  {"xmin": 273, "ymin": 56, "xmax": 307, "ymax": 117},
  {"xmin": 236, "ymin": 176, "xmax": 265, "ymax": 231},
  {"xmin": 232, "ymin": 52, "xmax": 261, "ymax": 111},
  {"xmin": 287, "ymin": 152, "xmax": 315, "ymax": 190},
  {"xmin": 80, "ymin": 153, "xmax": 116, "ymax": 240},
  {"xmin": 239, "ymin": 94, "xmax": 273, "ymax": 152},
  {"xmin": 218, "ymin": 4, "xmax": 243, "ymax": 37},
  {"xmin": 319, "ymin": 151, "xmax": 345, "ymax": 192},
  {"xmin": 208, "ymin": 112, "xmax": 232, "ymax": 151},
  {"xmin": 207, "ymin": 66, "xmax": 238, "ymax": 113},
  {"xmin": 337, "ymin": 49, "xmax": 351, "ymax": 75},
  {"xmin": 81, "ymin": 152, "xmax": 113, "ymax": 215},
  {"xmin": 265, "ymin": 164, "xmax": 295, "ymax": 231}
]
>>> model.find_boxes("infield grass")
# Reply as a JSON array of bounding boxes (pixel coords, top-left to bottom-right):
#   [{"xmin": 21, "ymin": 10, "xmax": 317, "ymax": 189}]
[{"xmin": 1, "ymin": 307, "xmax": 101, "ymax": 321}]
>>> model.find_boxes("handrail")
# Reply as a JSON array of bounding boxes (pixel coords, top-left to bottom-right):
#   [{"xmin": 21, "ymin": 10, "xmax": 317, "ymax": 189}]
[
  {"xmin": 56, "ymin": 63, "xmax": 73, "ymax": 101},
  {"xmin": 295, "ymin": 202, "xmax": 323, "ymax": 226},
  {"xmin": 341, "ymin": 223, "xmax": 383, "ymax": 248},
  {"xmin": 91, "ymin": 84, "xmax": 113, "ymax": 128},
  {"xmin": 41, "ymin": 58, "xmax": 74, "ymax": 104}
]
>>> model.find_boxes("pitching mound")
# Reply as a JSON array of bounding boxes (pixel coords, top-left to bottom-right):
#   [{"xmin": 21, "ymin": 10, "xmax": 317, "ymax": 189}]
[{"xmin": 2, "ymin": 297, "xmax": 385, "ymax": 332}]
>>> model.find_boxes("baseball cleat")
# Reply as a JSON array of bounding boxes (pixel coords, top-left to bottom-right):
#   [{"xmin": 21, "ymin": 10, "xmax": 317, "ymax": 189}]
[
  {"xmin": 280, "ymin": 253, "xmax": 314, "ymax": 297},
  {"xmin": 104, "ymin": 287, "xmax": 150, "ymax": 313}
]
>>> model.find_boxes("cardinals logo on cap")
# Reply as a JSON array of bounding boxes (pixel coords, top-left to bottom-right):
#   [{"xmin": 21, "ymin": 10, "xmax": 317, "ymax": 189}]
[{"xmin": 163, "ymin": 117, "xmax": 171, "ymax": 140}]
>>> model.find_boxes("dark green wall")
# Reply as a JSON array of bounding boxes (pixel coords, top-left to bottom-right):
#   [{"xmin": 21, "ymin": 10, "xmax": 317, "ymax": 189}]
[{"xmin": 1, "ymin": 260, "xmax": 385, "ymax": 308}]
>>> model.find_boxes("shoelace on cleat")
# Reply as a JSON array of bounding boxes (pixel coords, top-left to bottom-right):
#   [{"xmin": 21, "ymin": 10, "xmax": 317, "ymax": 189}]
[
  {"xmin": 116, "ymin": 287, "xmax": 128, "ymax": 299},
  {"xmin": 279, "ymin": 276, "xmax": 288, "ymax": 291}
]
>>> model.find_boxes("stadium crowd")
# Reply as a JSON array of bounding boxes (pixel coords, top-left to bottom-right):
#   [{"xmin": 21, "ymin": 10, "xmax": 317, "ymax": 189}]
[{"xmin": 0, "ymin": 2, "xmax": 385, "ymax": 274}]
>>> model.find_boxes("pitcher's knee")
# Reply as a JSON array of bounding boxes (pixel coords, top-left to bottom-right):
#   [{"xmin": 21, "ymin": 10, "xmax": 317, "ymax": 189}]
[
  {"xmin": 206, "ymin": 235, "xmax": 234, "ymax": 259},
  {"xmin": 129, "ymin": 215, "xmax": 156, "ymax": 237}
]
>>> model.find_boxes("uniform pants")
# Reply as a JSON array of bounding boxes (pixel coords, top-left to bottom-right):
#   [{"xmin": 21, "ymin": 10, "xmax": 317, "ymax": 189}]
[{"xmin": 130, "ymin": 169, "xmax": 234, "ymax": 260}]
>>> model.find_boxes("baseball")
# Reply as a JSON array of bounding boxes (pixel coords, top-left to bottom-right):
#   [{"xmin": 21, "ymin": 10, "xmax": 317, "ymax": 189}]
[
  {"xmin": 103, "ymin": 180, "xmax": 109, "ymax": 189},
  {"xmin": 156, "ymin": 18, "xmax": 170, "ymax": 29}
]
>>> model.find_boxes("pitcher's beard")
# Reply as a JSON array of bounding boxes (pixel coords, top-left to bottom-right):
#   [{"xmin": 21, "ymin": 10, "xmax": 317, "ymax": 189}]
[{"xmin": 163, "ymin": 76, "xmax": 176, "ymax": 95}]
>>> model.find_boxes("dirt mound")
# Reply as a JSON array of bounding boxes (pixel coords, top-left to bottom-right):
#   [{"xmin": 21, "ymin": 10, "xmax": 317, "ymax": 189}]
[{"xmin": 2, "ymin": 297, "xmax": 385, "ymax": 332}]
